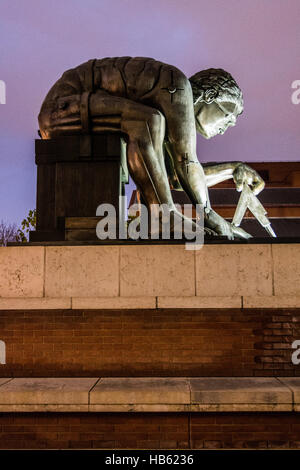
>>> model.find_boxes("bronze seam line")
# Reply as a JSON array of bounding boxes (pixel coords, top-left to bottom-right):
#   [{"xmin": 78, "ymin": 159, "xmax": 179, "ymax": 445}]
[
  {"xmin": 80, "ymin": 91, "xmax": 91, "ymax": 133},
  {"xmin": 86, "ymin": 58, "xmax": 96, "ymax": 93},
  {"xmin": 80, "ymin": 59, "xmax": 96, "ymax": 133}
]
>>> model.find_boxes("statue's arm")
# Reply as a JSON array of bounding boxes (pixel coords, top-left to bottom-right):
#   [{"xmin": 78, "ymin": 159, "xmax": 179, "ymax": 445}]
[
  {"xmin": 154, "ymin": 74, "xmax": 209, "ymax": 208},
  {"xmin": 38, "ymin": 69, "xmax": 84, "ymax": 137},
  {"xmin": 202, "ymin": 162, "xmax": 265, "ymax": 194},
  {"xmin": 203, "ymin": 162, "xmax": 241, "ymax": 187},
  {"xmin": 159, "ymin": 93, "xmax": 240, "ymax": 236}
]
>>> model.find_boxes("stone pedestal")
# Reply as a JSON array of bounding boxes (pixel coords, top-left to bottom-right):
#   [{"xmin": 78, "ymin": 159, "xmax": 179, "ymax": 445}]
[
  {"xmin": 30, "ymin": 134, "xmax": 128, "ymax": 242},
  {"xmin": 1, "ymin": 242, "xmax": 300, "ymax": 449},
  {"xmin": 1, "ymin": 242, "xmax": 300, "ymax": 376}
]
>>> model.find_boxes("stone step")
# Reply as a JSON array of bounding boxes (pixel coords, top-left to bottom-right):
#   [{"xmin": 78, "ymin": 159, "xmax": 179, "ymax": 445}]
[{"xmin": 0, "ymin": 377, "xmax": 298, "ymax": 413}]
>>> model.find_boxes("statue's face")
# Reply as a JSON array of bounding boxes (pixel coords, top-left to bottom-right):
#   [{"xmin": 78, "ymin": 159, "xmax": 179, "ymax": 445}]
[{"xmin": 195, "ymin": 101, "xmax": 239, "ymax": 139}]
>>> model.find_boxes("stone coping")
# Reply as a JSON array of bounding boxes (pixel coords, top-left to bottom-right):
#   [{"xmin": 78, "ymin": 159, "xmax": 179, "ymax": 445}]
[
  {"xmin": 0, "ymin": 377, "xmax": 298, "ymax": 412},
  {"xmin": 0, "ymin": 296, "xmax": 299, "ymax": 310}
]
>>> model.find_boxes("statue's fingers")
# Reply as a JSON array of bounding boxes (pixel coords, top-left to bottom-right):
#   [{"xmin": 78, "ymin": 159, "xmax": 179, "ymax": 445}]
[
  {"xmin": 233, "ymin": 165, "xmax": 245, "ymax": 192},
  {"xmin": 235, "ymin": 178, "xmax": 244, "ymax": 192},
  {"xmin": 252, "ymin": 177, "xmax": 265, "ymax": 195}
]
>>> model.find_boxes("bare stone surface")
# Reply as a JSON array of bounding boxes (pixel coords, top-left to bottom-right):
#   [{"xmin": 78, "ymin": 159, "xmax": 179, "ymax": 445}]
[
  {"xmin": 190, "ymin": 377, "xmax": 291, "ymax": 405},
  {"xmin": 243, "ymin": 296, "xmax": 300, "ymax": 308},
  {"xmin": 273, "ymin": 245, "xmax": 300, "ymax": 296},
  {"xmin": 45, "ymin": 246, "xmax": 119, "ymax": 297},
  {"xmin": 190, "ymin": 403, "xmax": 292, "ymax": 412},
  {"xmin": 0, "ymin": 297, "xmax": 71, "ymax": 310},
  {"xmin": 0, "ymin": 378, "xmax": 98, "ymax": 404},
  {"xmin": 0, "ymin": 378, "xmax": 12, "ymax": 387},
  {"xmin": 89, "ymin": 404, "xmax": 191, "ymax": 412},
  {"xmin": 195, "ymin": 245, "xmax": 272, "ymax": 297},
  {"xmin": 90, "ymin": 377, "xmax": 191, "ymax": 404},
  {"xmin": 72, "ymin": 296, "xmax": 156, "ymax": 309},
  {"xmin": 157, "ymin": 296, "xmax": 241, "ymax": 309},
  {"xmin": 278, "ymin": 378, "xmax": 300, "ymax": 403},
  {"xmin": 0, "ymin": 404, "xmax": 89, "ymax": 412},
  {"xmin": 120, "ymin": 245, "xmax": 195, "ymax": 297},
  {"xmin": 0, "ymin": 247, "xmax": 44, "ymax": 297},
  {"xmin": 0, "ymin": 377, "xmax": 295, "ymax": 412},
  {"xmin": 0, "ymin": 243, "xmax": 298, "ymax": 310}
]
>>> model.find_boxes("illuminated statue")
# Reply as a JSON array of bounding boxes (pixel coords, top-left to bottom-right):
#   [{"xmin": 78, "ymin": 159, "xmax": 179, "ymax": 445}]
[{"xmin": 38, "ymin": 57, "xmax": 266, "ymax": 239}]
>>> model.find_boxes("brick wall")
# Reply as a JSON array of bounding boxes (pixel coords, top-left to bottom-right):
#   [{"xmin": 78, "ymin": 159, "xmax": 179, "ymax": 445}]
[
  {"xmin": 0, "ymin": 412, "xmax": 300, "ymax": 449},
  {"xmin": 0, "ymin": 308, "xmax": 299, "ymax": 377}
]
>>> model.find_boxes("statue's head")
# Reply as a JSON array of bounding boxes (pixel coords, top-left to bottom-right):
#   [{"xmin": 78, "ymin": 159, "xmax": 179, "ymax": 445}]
[{"xmin": 189, "ymin": 68, "xmax": 243, "ymax": 139}]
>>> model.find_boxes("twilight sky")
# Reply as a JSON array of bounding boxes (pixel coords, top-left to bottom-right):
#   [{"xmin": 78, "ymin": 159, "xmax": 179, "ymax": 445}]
[{"xmin": 0, "ymin": 0, "xmax": 299, "ymax": 225}]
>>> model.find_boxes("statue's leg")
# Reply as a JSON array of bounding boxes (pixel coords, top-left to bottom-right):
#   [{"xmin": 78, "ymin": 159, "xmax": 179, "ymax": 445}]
[
  {"xmin": 121, "ymin": 111, "xmax": 174, "ymax": 215},
  {"xmin": 91, "ymin": 92, "xmax": 186, "ymax": 218},
  {"xmin": 39, "ymin": 91, "xmax": 198, "ymax": 232},
  {"xmin": 39, "ymin": 92, "xmax": 173, "ymax": 209}
]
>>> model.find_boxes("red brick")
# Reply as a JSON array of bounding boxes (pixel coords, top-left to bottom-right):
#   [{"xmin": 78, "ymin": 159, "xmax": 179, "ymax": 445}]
[{"xmin": 1, "ymin": 307, "xmax": 300, "ymax": 376}]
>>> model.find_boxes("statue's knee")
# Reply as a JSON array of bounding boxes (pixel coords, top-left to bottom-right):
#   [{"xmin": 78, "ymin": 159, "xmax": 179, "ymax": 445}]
[
  {"xmin": 122, "ymin": 109, "xmax": 165, "ymax": 151},
  {"xmin": 147, "ymin": 110, "xmax": 165, "ymax": 135}
]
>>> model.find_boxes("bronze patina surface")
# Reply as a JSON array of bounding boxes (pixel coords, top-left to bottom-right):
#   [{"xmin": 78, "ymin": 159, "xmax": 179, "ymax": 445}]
[{"xmin": 38, "ymin": 57, "xmax": 267, "ymax": 239}]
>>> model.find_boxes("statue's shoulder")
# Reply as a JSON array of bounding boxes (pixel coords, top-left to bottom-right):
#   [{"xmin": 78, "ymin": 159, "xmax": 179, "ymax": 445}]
[
  {"xmin": 131, "ymin": 57, "xmax": 186, "ymax": 74},
  {"xmin": 92, "ymin": 56, "xmax": 186, "ymax": 74},
  {"xmin": 54, "ymin": 57, "xmax": 189, "ymax": 96},
  {"xmin": 60, "ymin": 56, "xmax": 187, "ymax": 78}
]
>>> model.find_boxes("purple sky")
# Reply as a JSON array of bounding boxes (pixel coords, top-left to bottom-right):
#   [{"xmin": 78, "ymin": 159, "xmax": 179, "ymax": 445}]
[{"xmin": 0, "ymin": 0, "xmax": 299, "ymax": 225}]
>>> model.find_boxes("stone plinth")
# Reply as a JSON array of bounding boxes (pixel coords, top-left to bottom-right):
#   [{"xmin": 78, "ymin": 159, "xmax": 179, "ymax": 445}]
[
  {"xmin": 1, "ymin": 243, "xmax": 300, "ymax": 449},
  {"xmin": 0, "ymin": 243, "xmax": 299, "ymax": 307},
  {"xmin": 0, "ymin": 243, "xmax": 300, "ymax": 377}
]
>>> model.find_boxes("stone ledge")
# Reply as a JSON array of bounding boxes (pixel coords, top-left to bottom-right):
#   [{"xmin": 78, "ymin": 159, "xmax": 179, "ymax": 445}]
[
  {"xmin": 0, "ymin": 377, "xmax": 298, "ymax": 412},
  {"xmin": 243, "ymin": 296, "xmax": 300, "ymax": 308},
  {"xmin": 72, "ymin": 297, "xmax": 156, "ymax": 309},
  {"xmin": 0, "ymin": 404, "xmax": 89, "ymax": 412},
  {"xmin": 0, "ymin": 378, "xmax": 98, "ymax": 406},
  {"xmin": 189, "ymin": 377, "xmax": 291, "ymax": 411},
  {"xmin": 0, "ymin": 297, "xmax": 71, "ymax": 310},
  {"xmin": 157, "ymin": 296, "xmax": 242, "ymax": 309},
  {"xmin": 90, "ymin": 378, "xmax": 191, "ymax": 405},
  {"xmin": 1, "ymin": 295, "xmax": 299, "ymax": 310}
]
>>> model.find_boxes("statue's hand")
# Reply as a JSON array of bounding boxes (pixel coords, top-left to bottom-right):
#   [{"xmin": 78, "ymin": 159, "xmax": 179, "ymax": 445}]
[
  {"xmin": 233, "ymin": 163, "xmax": 265, "ymax": 195},
  {"xmin": 55, "ymin": 96, "xmax": 81, "ymax": 120}
]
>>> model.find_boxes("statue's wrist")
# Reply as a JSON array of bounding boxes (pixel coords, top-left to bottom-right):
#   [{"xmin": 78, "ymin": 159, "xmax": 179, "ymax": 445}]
[
  {"xmin": 232, "ymin": 161, "xmax": 243, "ymax": 172},
  {"xmin": 233, "ymin": 161, "xmax": 245, "ymax": 170}
]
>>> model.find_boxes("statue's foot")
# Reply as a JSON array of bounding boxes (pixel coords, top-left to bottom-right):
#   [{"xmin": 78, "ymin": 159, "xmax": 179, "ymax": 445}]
[
  {"xmin": 231, "ymin": 224, "xmax": 252, "ymax": 239},
  {"xmin": 204, "ymin": 227, "xmax": 219, "ymax": 237},
  {"xmin": 128, "ymin": 209, "xmax": 208, "ymax": 241},
  {"xmin": 205, "ymin": 210, "xmax": 253, "ymax": 240},
  {"xmin": 146, "ymin": 209, "xmax": 204, "ymax": 240}
]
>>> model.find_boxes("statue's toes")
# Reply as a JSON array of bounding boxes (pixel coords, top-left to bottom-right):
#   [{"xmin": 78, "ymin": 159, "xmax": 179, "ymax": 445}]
[
  {"xmin": 204, "ymin": 227, "xmax": 219, "ymax": 237},
  {"xmin": 232, "ymin": 225, "xmax": 252, "ymax": 239}
]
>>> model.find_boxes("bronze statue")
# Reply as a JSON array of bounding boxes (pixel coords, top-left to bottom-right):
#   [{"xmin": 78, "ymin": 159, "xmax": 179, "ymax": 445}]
[{"xmin": 38, "ymin": 56, "xmax": 266, "ymax": 239}]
